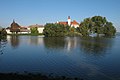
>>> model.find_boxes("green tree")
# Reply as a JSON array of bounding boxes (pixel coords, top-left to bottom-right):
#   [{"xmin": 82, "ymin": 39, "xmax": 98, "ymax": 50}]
[
  {"xmin": 0, "ymin": 28, "xmax": 7, "ymax": 36},
  {"xmin": 77, "ymin": 16, "xmax": 116, "ymax": 37},
  {"xmin": 104, "ymin": 22, "xmax": 116, "ymax": 36},
  {"xmin": 30, "ymin": 27, "xmax": 39, "ymax": 34},
  {"xmin": 43, "ymin": 23, "xmax": 68, "ymax": 37}
]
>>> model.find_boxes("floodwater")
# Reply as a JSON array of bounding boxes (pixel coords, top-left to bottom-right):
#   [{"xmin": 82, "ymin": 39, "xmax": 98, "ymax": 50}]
[{"xmin": 0, "ymin": 35, "xmax": 120, "ymax": 80}]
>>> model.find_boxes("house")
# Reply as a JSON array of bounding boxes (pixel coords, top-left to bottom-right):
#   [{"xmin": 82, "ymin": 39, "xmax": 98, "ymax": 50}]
[
  {"xmin": 6, "ymin": 27, "xmax": 12, "ymax": 34},
  {"xmin": 19, "ymin": 27, "xmax": 30, "ymax": 34},
  {"xmin": 10, "ymin": 20, "xmax": 21, "ymax": 34},
  {"xmin": 57, "ymin": 16, "xmax": 79, "ymax": 28},
  {"xmin": 28, "ymin": 24, "xmax": 44, "ymax": 33},
  {"xmin": 6, "ymin": 20, "xmax": 30, "ymax": 34},
  {"xmin": 6, "ymin": 20, "xmax": 45, "ymax": 34}
]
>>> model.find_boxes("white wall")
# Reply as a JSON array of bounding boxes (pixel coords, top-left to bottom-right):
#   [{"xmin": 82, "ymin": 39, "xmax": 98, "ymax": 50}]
[
  {"xmin": 71, "ymin": 24, "xmax": 79, "ymax": 28},
  {"xmin": 6, "ymin": 29, "xmax": 12, "ymax": 34},
  {"xmin": 38, "ymin": 27, "xmax": 44, "ymax": 33},
  {"xmin": 6, "ymin": 27, "xmax": 44, "ymax": 34},
  {"xmin": 68, "ymin": 19, "xmax": 71, "ymax": 26},
  {"xmin": 18, "ymin": 32, "xmax": 30, "ymax": 34}
]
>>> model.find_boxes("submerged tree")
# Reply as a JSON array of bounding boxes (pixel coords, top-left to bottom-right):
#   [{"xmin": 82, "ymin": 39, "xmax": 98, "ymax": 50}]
[{"xmin": 77, "ymin": 16, "xmax": 116, "ymax": 37}]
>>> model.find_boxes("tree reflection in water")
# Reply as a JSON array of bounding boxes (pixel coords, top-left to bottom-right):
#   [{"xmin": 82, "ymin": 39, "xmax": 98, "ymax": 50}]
[
  {"xmin": 6, "ymin": 35, "xmax": 114, "ymax": 57},
  {"xmin": 43, "ymin": 36, "xmax": 113, "ymax": 57},
  {"xmin": 43, "ymin": 37, "xmax": 65, "ymax": 49},
  {"xmin": 79, "ymin": 37, "xmax": 113, "ymax": 57},
  {"xmin": 0, "ymin": 36, "xmax": 7, "ymax": 55}
]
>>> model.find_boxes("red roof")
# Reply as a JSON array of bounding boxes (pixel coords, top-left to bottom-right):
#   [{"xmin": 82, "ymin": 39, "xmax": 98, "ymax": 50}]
[
  {"xmin": 58, "ymin": 20, "xmax": 79, "ymax": 26},
  {"xmin": 71, "ymin": 20, "xmax": 79, "ymax": 25},
  {"xmin": 59, "ymin": 22, "xmax": 68, "ymax": 25}
]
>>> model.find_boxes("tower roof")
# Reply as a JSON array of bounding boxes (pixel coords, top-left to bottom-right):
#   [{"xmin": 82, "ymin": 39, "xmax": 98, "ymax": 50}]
[
  {"xmin": 68, "ymin": 16, "xmax": 70, "ymax": 19},
  {"xmin": 10, "ymin": 20, "xmax": 21, "ymax": 32}
]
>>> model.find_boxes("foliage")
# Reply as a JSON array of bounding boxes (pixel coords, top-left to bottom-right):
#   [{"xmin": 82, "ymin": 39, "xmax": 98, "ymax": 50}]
[
  {"xmin": 103, "ymin": 22, "xmax": 116, "ymax": 36},
  {"xmin": 30, "ymin": 27, "xmax": 39, "ymax": 34},
  {"xmin": 43, "ymin": 23, "xmax": 70, "ymax": 37},
  {"xmin": 0, "ymin": 28, "xmax": 7, "ymax": 36},
  {"xmin": 77, "ymin": 16, "xmax": 116, "ymax": 37}
]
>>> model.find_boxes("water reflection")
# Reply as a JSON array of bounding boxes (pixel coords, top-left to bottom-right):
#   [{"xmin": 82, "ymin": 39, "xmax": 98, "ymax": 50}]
[
  {"xmin": 43, "ymin": 37, "xmax": 65, "ymax": 49},
  {"xmin": 28, "ymin": 36, "xmax": 44, "ymax": 45},
  {"xmin": 65, "ymin": 37, "xmax": 78, "ymax": 51},
  {"xmin": 10, "ymin": 36, "xmax": 20, "ymax": 48},
  {"xmin": 7, "ymin": 35, "xmax": 114, "ymax": 57},
  {"xmin": 1, "ymin": 35, "xmax": 118, "ymax": 79},
  {"xmin": 43, "ymin": 36, "xmax": 113, "ymax": 57},
  {"xmin": 0, "ymin": 36, "xmax": 7, "ymax": 55},
  {"xmin": 79, "ymin": 37, "xmax": 113, "ymax": 56}
]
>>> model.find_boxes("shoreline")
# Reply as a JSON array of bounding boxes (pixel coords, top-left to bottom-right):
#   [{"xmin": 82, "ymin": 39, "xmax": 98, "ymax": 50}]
[{"xmin": 0, "ymin": 73, "xmax": 83, "ymax": 80}]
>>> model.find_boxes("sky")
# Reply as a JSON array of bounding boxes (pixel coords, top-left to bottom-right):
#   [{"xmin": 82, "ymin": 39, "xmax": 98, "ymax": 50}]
[{"xmin": 0, "ymin": 0, "xmax": 120, "ymax": 31}]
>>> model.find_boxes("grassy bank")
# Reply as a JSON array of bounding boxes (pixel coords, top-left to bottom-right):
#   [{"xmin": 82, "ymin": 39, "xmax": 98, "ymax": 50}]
[{"xmin": 0, "ymin": 73, "xmax": 83, "ymax": 80}]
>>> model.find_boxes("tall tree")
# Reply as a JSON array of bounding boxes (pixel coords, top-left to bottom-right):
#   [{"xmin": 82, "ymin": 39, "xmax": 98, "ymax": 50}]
[{"xmin": 77, "ymin": 16, "xmax": 116, "ymax": 37}]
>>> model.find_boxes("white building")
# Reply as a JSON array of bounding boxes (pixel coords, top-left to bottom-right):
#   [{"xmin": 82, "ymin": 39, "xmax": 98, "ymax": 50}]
[
  {"xmin": 28, "ymin": 24, "xmax": 44, "ymax": 33},
  {"xmin": 58, "ymin": 16, "xmax": 79, "ymax": 28}
]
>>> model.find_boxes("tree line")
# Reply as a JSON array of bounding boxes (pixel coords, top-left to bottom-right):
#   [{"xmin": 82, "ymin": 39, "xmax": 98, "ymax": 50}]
[{"xmin": 43, "ymin": 16, "xmax": 116, "ymax": 37}]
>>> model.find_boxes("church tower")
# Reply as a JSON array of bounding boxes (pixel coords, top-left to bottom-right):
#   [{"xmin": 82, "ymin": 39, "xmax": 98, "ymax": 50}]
[{"xmin": 68, "ymin": 16, "xmax": 71, "ymax": 26}]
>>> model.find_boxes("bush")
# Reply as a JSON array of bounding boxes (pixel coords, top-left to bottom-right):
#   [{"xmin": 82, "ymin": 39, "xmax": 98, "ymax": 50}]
[
  {"xmin": 30, "ymin": 27, "xmax": 39, "ymax": 34},
  {"xmin": 43, "ymin": 23, "xmax": 70, "ymax": 37}
]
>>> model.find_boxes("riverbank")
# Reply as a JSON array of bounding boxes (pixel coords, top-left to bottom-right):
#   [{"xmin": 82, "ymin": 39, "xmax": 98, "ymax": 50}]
[
  {"xmin": 0, "ymin": 73, "xmax": 83, "ymax": 80},
  {"xmin": 7, "ymin": 33, "xmax": 44, "ymax": 36}
]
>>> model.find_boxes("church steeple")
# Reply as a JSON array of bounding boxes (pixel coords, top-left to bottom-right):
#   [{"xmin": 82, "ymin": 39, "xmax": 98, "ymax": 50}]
[
  {"xmin": 68, "ymin": 16, "xmax": 70, "ymax": 19},
  {"xmin": 13, "ymin": 19, "xmax": 15, "ymax": 23},
  {"xmin": 68, "ymin": 16, "xmax": 71, "ymax": 26}
]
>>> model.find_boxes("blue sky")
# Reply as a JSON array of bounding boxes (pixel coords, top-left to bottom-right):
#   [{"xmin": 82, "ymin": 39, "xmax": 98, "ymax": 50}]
[{"xmin": 0, "ymin": 0, "xmax": 120, "ymax": 31}]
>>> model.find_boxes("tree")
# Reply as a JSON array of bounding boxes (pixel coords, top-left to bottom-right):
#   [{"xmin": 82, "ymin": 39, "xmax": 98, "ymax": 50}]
[
  {"xmin": 30, "ymin": 27, "xmax": 39, "ymax": 34},
  {"xmin": 77, "ymin": 16, "xmax": 116, "ymax": 37},
  {"xmin": 104, "ymin": 22, "xmax": 116, "ymax": 36},
  {"xmin": 0, "ymin": 28, "xmax": 7, "ymax": 36},
  {"xmin": 43, "ymin": 23, "xmax": 70, "ymax": 37}
]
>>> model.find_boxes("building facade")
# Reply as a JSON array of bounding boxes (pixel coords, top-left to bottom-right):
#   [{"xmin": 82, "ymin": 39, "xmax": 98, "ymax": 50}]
[
  {"xmin": 58, "ymin": 16, "xmax": 79, "ymax": 28},
  {"xmin": 6, "ymin": 21, "xmax": 44, "ymax": 34}
]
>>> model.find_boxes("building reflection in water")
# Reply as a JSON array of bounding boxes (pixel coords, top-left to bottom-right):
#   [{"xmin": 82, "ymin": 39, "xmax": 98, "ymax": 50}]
[
  {"xmin": 8, "ymin": 35, "xmax": 20, "ymax": 48},
  {"xmin": 7, "ymin": 35, "xmax": 44, "ymax": 48},
  {"xmin": 6, "ymin": 35, "xmax": 114, "ymax": 57},
  {"xmin": 28, "ymin": 36, "xmax": 44, "ymax": 46},
  {"xmin": 65, "ymin": 37, "xmax": 78, "ymax": 52}
]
